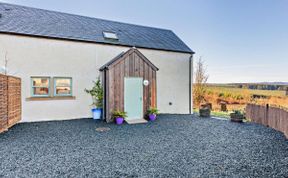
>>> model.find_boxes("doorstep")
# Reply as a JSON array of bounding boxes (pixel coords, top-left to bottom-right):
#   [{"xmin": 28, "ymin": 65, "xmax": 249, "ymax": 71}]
[{"xmin": 125, "ymin": 118, "xmax": 148, "ymax": 124}]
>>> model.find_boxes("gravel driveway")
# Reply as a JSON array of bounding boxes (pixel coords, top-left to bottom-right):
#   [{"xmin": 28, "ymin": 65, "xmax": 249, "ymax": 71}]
[{"xmin": 0, "ymin": 115, "xmax": 287, "ymax": 178}]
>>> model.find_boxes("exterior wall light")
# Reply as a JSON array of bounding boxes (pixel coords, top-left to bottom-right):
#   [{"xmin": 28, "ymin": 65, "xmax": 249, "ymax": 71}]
[{"xmin": 143, "ymin": 80, "xmax": 149, "ymax": 86}]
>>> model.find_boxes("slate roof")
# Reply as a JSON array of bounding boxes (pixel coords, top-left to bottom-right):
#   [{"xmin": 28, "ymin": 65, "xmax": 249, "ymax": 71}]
[{"xmin": 0, "ymin": 3, "xmax": 194, "ymax": 54}]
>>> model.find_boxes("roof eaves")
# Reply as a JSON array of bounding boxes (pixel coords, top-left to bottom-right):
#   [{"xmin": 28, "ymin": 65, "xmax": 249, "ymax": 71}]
[
  {"xmin": 99, "ymin": 51, "xmax": 126, "ymax": 71},
  {"xmin": 0, "ymin": 31, "xmax": 194, "ymax": 54}
]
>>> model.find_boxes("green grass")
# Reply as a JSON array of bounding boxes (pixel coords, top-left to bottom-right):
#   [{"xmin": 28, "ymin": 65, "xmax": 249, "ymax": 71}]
[
  {"xmin": 193, "ymin": 109, "xmax": 231, "ymax": 119},
  {"xmin": 210, "ymin": 111, "xmax": 231, "ymax": 118}
]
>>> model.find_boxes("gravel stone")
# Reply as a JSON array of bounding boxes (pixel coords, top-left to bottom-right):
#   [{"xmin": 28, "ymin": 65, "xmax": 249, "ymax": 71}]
[{"xmin": 0, "ymin": 114, "xmax": 287, "ymax": 177}]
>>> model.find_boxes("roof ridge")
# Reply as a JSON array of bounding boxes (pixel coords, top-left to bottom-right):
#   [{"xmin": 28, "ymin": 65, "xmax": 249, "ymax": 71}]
[{"xmin": 0, "ymin": 2, "xmax": 172, "ymax": 32}]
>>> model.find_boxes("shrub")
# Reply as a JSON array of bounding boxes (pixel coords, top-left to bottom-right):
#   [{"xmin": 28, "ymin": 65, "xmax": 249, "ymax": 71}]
[
  {"xmin": 112, "ymin": 110, "xmax": 127, "ymax": 119},
  {"xmin": 207, "ymin": 90, "xmax": 213, "ymax": 95},
  {"xmin": 85, "ymin": 78, "xmax": 103, "ymax": 108},
  {"xmin": 236, "ymin": 95, "xmax": 244, "ymax": 100},
  {"xmin": 233, "ymin": 110, "xmax": 243, "ymax": 115},
  {"xmin": 224, "ymin": 93, "xmax": 232, "ymax": 98},
  {"xmin": 218, "ymin": 93, "xmax": 224, "ymax": 97},
  {"xmin": 147, "ymin": 107, "xmax": 159, "ymax": 115}
]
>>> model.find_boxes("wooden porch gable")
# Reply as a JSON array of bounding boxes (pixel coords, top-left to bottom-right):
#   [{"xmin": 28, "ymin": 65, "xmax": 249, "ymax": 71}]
[{"xmin": 100, "ymin": 48, "xmax": 158, "ymax": 122}]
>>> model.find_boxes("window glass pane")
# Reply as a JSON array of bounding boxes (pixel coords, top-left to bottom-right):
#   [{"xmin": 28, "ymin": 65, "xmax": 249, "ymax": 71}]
[
  {"xmin": 55, "ymin": 79, "xmax": 71, "ymax": 87},
  {"xmin": 32, "ymin": 78, "xmax": 49, "ymax": 87},
  {"xmin": 56, "ymin": 87, "xmax": 71, "ymax": 95},
  {"xmin": 103, "ymin": 31, "xmax": 118, "ymax": 39},
  {"xmin": 33, "ymin": 87, "xmax": 49, "ymax": 95}
]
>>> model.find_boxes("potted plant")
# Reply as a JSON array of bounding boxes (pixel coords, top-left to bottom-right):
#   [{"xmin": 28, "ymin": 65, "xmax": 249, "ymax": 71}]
[
  {"xmin": 199, "ymin": 103, "xmax": 211, "ymax": 118},
  {"xmin": 112, "ymin": 110, "xmax": 127, "ymax": 125},
  {"xmin": 85, "ymin": 78, "xmax": 103, "ymax": 120},
  {"xmin": 230, "ymin": 110, "xmax": 244, "ymax": 122},
  {"xmin": 147, "ymin": 107, "xmax": 159, "ymax": 121}
]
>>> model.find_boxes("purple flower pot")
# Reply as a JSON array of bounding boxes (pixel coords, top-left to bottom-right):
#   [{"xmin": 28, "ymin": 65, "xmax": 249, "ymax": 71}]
[
  {"xmin": 115, "ymin": 117, "xmax": 124, "ymax": 125},
  {"xmin": 149, "ymin": 114, "xmax": 157, "ymax": 121}
]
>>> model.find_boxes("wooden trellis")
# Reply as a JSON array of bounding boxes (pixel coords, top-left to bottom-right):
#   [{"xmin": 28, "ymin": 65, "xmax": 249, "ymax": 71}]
[{"xmin": 0, "ymin": 74, "xmax": 21, "ymax": 133}]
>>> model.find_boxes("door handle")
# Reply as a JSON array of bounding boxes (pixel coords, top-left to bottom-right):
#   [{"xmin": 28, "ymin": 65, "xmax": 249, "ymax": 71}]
[{"xmin": 140, "ymin": 97, "xmax": 142, "ymax": 101}]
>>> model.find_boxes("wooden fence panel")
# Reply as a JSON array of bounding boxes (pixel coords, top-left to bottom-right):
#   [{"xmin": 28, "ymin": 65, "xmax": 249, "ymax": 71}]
[
  {"xmin": 246, "ymin": 104, "xmax": 288, "ymax": 139},
  {"xmin": 0, "ymin": 74, "xmax": 8, "ymax": 133},
  {"xmin": 7, "ymin": 76, "xmax": 21, "ymax": 128},
  {"xmin": 246, "ymin": 104, "xmax": 267, "ymax": 125},
  {"xmin": 0, "ymin": 74, "xmax": 21, "ymax": 133}
]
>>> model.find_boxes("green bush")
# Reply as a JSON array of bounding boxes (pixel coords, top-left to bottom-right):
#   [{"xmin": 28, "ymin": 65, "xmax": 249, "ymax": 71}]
[
  {"xmin": 147, "ymin": 107, "xmax": 159, "ymax": 115},
  {"xmin": 224, "ymin": 93, "xmax": 232, "ymax": 98},
  {"xmin": 85, "ymin": 78, "xmax": 103, "ymax": 108},
  {"xmin": 233, "ymin": 110, "xmax": 243, "ymax": 115},
  {"xmin": 112, "ymin": 110, "xmax": 127, "ymax": 119},
  {"xmin": 218, "ymin": 93, "xmax": 224, "ymax": 97},
  {"xmin": 207, "ymin": 90, "xmax": 213, "ymax": 95},
  {"xmin": 236, "ymin": 95, "xmax": 244, "ymax": 100}
]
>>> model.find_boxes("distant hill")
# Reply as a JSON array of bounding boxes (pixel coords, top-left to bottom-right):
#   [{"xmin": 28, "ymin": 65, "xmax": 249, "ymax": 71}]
[
  {"xmin": 209, "ymin": 82, "xmax": 288, "ymax": 86},
  {"xmin": 207, "ymin": 82, "xmax": 288, "ymax": 91},
  {"xmin": 257, "ymin": 82, "xmax": 288, "ymax": 85}
]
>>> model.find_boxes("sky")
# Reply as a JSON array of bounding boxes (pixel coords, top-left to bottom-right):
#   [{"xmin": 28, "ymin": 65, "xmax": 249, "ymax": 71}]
[{"xmin": 1, "ymin": 0, "xmax": 288, "ymax": 83}]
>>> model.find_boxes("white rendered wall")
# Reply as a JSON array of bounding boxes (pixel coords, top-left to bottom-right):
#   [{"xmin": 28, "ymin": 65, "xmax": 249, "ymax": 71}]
[{"xmin": 0, "ymin": 34, "xmax": 192, "ymax": 122}]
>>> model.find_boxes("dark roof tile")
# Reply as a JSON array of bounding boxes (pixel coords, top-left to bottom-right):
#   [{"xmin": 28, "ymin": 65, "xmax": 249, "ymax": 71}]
[{"xmin": 0, "ymin": 3, "xmax": 194, "ymax": 53}]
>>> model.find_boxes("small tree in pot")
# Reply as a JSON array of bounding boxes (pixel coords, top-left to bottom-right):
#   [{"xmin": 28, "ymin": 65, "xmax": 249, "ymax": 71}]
[
  {"xmin": 112, "ymin": 110, "xmax": 127, "ymax": 125},
  {"xmin": 85, "ymin": 78, "xmax": 103, "ymax": 120},
  {"xmin": 230, "ymin": 110, "xmax": 244, "ymax": 123},
  {"xmin": 147, "ymin": 107, "xmax": 159, "ymax": 121}
]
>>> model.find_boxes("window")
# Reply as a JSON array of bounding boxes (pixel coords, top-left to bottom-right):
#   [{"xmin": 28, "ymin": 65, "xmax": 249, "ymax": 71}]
[
  {"xmin": 30, "ymin": 77, "xmax": 73, "ymax": 98},
  {"xmin": 54, "ymin": 77, "xmax": 72, "ymax": 96},
  {"xmin": 103, "ymin": 31, "xmax": 118, "ymax": 40},
  {"xmin": 31, "ymin": 77, "xmax": 50, "ymax": 97}
]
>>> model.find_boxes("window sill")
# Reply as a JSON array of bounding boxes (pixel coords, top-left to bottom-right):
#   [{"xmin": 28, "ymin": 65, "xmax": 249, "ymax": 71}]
[{"xmin": 26, "ymin": 96, "xmax": 76, "ymax": 101}]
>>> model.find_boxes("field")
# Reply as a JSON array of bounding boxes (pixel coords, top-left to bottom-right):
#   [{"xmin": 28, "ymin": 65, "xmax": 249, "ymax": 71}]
[
  {"xmin": 207, "ymin": 86, "xmax": 286, "ymax": 97},
  {"xmin": 194, "ymin": 85, "xmax": 288, "ymax": 117}
]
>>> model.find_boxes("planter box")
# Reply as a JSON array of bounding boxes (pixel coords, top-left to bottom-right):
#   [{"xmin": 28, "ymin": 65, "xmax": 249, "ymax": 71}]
[
  {"xmin": 230, "ymin": 113, "xmax": 244, "ymax": 122},
  {"xmin": 199, "ymin": 108, "xmax": 211, "ymax": 118}
]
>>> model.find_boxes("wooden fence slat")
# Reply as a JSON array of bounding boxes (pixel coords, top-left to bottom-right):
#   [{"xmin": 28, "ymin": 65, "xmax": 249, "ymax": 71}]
[
  {"xmin": 246, "ymin": 104, "xmax": 288, "ymax": 139},
  {"xmin": 0, "ymin": 74, "xmax": 8, "ymax": 133},
  {"xmin": 0, "ymin": 74, "xmax": 21, "ymax": 133}
]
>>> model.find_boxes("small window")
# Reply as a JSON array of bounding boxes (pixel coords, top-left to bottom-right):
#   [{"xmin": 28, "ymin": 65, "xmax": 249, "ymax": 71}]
[
  {"xmin": 54, "ymin": 77, "xmax": 72, "ymax": 96},
  {"xmin": 103, "ymin": 31, "xmax": 118, "ymax": 40},
  {"xmin": 31, "ymin": 77, "xmax": 50, "ymax": 97}
]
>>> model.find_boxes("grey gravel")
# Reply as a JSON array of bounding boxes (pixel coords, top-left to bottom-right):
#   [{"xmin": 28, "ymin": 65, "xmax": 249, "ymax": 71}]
[{"xmin": 0, "ymin": 114, "xmax": 287, "ymax": 178}]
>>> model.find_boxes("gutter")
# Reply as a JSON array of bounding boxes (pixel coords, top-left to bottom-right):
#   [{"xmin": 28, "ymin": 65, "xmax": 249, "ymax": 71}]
[{"xmin": 189, "ymin": 54, "xmax": 193, "ymax": 114}]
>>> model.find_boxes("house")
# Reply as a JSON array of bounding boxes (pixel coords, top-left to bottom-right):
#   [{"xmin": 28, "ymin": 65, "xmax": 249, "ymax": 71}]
[{"xmin": 0, "ymin": 3, "xmax": 194, "ymax": 123}]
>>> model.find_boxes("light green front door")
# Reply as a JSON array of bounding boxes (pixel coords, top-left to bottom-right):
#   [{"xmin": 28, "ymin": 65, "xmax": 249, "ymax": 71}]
[{"xmin": 124, "ymin": 77, "xmax": 143, "ymax": 120}]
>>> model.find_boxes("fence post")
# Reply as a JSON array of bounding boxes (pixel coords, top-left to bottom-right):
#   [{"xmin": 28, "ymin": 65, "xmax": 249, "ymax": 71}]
[{"xmin": 265, "ymin": 104, "xmax": 269, "ymax": 126}]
